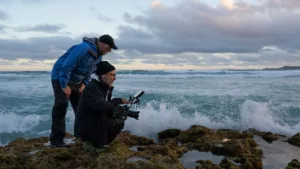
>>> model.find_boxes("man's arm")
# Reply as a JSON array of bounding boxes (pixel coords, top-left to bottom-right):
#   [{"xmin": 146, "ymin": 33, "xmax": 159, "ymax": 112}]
[
  {"xmin": 58, "ymin": 44, "xmax": 88, "ymax": 89},
  {"xmin": 84, "ymin": 84, "xmax": 119, "ymax": 115}
]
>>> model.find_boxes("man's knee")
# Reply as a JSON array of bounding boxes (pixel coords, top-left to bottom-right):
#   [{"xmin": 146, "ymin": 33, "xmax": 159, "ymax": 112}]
[
  {"xmin": 52, "ymin": 100, "xmax": 68, "ymax": 118},
  {"xmin": 106, "ymin": 120, "xmax": 124, "ymax": 144},
  {"xmin": 54, "ymin": 100, "xmax": 68, "ymax": 109},
  {"xmin": 107, "ymin": 119, "xmax": 125, "ymax": 140},
  {"xmin": 111, "ymin": 119, "xmax": 125, "ymax": 130}
]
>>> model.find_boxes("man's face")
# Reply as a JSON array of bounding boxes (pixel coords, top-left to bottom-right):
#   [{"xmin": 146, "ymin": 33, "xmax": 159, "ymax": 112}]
[
  {"xmin": 99, "ymin": 42, "xmax": 111, "ymax": 55},
  {"xmin": 101, "ymin": 70, "xmax": 116, "ymax": 86}
]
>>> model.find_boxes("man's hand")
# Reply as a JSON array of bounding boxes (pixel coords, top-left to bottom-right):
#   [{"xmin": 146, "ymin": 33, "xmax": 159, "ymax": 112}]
[
  {"xmin": 62, "ymin": 86, "xmax": 71, "ymax": 98},
  {"xmin": 121, "ymin": 98, "xmax": 129, "ymax": 104},
  {"xmin": 79, "ymin": 84, "xmax": 85, "ymax": 93}
]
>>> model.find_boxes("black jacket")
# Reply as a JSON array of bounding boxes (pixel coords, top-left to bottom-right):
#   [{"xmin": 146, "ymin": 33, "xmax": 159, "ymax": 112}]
[{"xmin": 75, "ymin": 79, "xmax": 123, "ymax": 145}]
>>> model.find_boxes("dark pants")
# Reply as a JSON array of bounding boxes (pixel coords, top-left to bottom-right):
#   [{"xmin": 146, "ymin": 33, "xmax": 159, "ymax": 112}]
[
  {"xmin": 106, "ymin": 118, "xmax": 125, "ymax": 144},
  {"xmin": 50, "ymin": 80, "xmax": 82, "ymax": 142},
  {"xmin": 90, "ymin": 118, "xmax": 125, "ymax": 147}
]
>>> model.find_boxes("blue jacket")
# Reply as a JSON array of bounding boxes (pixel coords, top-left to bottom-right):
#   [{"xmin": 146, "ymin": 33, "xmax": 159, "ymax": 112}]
[{"xmin": 51, "ymin": 37, "xmax": 102, "ymax": 89}]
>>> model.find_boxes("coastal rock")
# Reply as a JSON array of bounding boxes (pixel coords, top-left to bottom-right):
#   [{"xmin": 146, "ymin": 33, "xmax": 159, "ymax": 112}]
[
  {"xmin": 261, "ymin": 132, "xmax": 280, "ymax": 143},
  {"xmin": 159, "ymin": 125, "xmax": 263, "ymax": 169},
  {"xmin": 0, "ymin": 132, "xmax": 185, "ymax": 169},
  {"xmin": 216, "ymin": 129, "xmax": 253, "ymax": 139},
  {"xmin": 285, "ymin": 159, "xmax": 300, "ymax": 169},
  {"xmin": 219, "ymin": 158, "xmax": 239, "ymax": 169},
  {"xmin": 288, "ymin": 133, "xmax": 300, "ymax": 147},
  {"xmin": 195, "ymin": 158, "xmax": 240, "ymax": 169},
  {"xmin": 196, "ymin": 160, "xmax": 222, "ymax": 169},
  {"xmin": 247, "ymin": 129, "xmax": 282, "ymax": 143},
  {"xmin": 3, "ymin": 125, "xmax": 291, "ymax": 169},
  {"xmin": 136, "ymin": 139, "xmax": 188, "ymax": 159},
  {"xmin": 175, "ymin": 125, "xmax": 213, "ymax": 143},
  {"xmin": 158, "ymin": 128, "xmax": 181, "ymax": 140}
]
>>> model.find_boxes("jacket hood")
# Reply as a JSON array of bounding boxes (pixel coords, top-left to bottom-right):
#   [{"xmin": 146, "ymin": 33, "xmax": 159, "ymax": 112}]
[
  {"xmin": 83, "ymin": 37, "xmax": 102, "ymax": 58},
  {"xmin": 83, "ymin": 37, "xmax": 98, "ymax": 46}
]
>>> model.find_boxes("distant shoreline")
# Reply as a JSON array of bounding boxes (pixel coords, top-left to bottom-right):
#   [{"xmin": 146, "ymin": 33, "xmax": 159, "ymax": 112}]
[
  {"xmin": 0, "ymin": 66, "xmax": 300, "ymax": 72},
  {"xmin": 227, "ymin": 66, "xmax": 300, "ymax": 71}
]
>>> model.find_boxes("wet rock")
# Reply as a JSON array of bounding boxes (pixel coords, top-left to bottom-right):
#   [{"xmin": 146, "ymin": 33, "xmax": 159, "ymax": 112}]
[
  {"xmin": 261, "ymin": 132, "xmax": 280, "ymax": 143},
  {"xmin": 219, "ymin": 158, "xmax": 239, "ymax": 169},
  {"xmin": 114, "ymin": 131, "xmax": 155, "ymax": 146},
  {"xmin": 136, "ymin": 141, "xmax": 188, "ymax": 159},
  {"xmin": 192, "ymin": 135, "xmax": 223, "ymax": 152},
  {"xmin": 216, "ymin": 129, "xmax": 253, "ymax": 139},
  {"xmin": 212, "ymin": 140, "xmax": 244, "ymax": 156},
  {"xmin": 242, "ymin": 138, "xmax": 257, "ymax": 147},
  {"xmin": 0, "ymin": 125, "xmax": 278, "ymax": 169},
  {"xmin": 195, "ymin": 160, "xmax": 222, "ymax": 169},
  {"xmin": 175, "ymin": 125, "xmax": 213, "ymax": 143},
  {"xmin": 247, "ymin": 129, "xmax": 282, "ymax": 143},
  {"xmin": 285, "ymin": 159, "xmax": 300, "ymax": 169},
  {"xmin": 288, "ymin": 133, "xmax": 300, "ymax": 147},
  {"xmin": 124, "ymin": 155, "xmax": 185, "ymax": 169},
  {"xmin": 0, "ymin": 151, "xmax": 23, "ymax": 169},
  {"xmin": 161, "ymin": 138, "xmax": 180, "ymax": 146},
  {"xmin": 241, "ymin": 157, "xmax": 263, "ymax": 169},
  {"xmin": 0, "ymin": 131, "xmax": 183, "ymax": 169},
  {"xmin": 174, "ymin": 126, "xmax": 263, "ymax": 169},
  {"xmin": 158, "ymin": 129, "xmax": 181, "ymax": 140}
]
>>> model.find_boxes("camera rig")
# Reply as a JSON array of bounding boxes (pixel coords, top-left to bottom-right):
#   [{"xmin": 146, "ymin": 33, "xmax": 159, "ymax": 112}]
[{"xmin": 118, "ymin": 90, "xmax": 144, "ymax": 120}]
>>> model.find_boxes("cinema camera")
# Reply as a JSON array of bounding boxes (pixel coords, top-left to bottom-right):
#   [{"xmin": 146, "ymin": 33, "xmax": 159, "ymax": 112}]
[{"xmin": 118, "ymin": 90, "xmax": 144, "ymax": 120}]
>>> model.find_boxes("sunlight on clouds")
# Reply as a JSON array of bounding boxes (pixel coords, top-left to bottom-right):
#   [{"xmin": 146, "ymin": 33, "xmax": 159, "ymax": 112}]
[
  {"xmin": 151, "ymin": 0, "xmax": 163, "ymax": 8},
  {"xmin": 114, "ymin": 62, "xmax": 202, "ymax": 70},
  {"xmin": 0, "ymin": 58, "xmax": 55, "ymax": 71},
  {"xmin": 261, "ymin": 46, "xmax": 280, "ymax": 51},
  {"xmin": 213, "ymin": 53, "xmax": 233, "ymax": 59},
  {"xmin": 220, "ymin": 0, "xmax": 236, "ymax": 10}
]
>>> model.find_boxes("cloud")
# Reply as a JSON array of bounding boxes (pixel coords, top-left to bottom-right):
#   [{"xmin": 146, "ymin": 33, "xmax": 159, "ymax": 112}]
[
  {"xmin": 0, "ymin": 36, "xmax": 79, "ymax": 60},
  {"xmin": 232, "ymin": 46, "xmax": 300, "ymax": 63},
  {"xmin": 0, "ymin": 33, "xmax": 124, "ymax": 61},
  {"xmin": 1, "ymin": 34, "xmax": 299, "ymax": 68},
  {"xmin": 0, "ymin": 59, "xmax": 14, "ymax": 65},
  {"xmin": 13, "ymin": 24, "xmax": 67, "ymax": 34},
  {"xmin": 97, "ymin": 14, "xmax": 115, "ymax": 23},
  {"xmin": 116, "ymin": 0, "xmax": 300, "ymax": 55},
  {"xmin": 0, "ymin": 10, "xmax": 9, "ymax": 20},
  {"xmin": 0, "ymin": 24, "xmax": 6, "ymax": 33},
  {"xmin": 21, "ymin": 0, "xmax": 58, "ymax": 4},
  {"xmin": 1, "ymin": 0, "xmax": 300, "ymax": 69},
  {"xmin": 263, "ymin": 0, "xmax": 300, "ymax": 10}
]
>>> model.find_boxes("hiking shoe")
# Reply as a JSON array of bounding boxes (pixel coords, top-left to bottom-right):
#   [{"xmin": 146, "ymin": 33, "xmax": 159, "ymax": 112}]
[
  {"xmin": 50, "ymin": 140, "xmax": 66, "ymax": 148},
  {"xmin": 82, "ymin": 142, "xmax": 105, "ymax": 153}
]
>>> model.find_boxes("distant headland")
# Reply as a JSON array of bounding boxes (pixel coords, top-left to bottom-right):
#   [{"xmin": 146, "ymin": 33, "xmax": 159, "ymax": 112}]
[{"xmin": 227, "ymin": 66, "xmax": 300, "ymax": 71}]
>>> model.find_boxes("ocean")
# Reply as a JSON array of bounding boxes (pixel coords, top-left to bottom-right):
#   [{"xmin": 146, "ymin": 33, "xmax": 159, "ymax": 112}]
[{"xmin": 0, "ymin": 70, "xmax": 300, "ymax": 146}]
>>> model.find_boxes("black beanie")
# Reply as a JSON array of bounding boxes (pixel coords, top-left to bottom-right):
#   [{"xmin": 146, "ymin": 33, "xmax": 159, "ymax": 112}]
[{"xmin": 95, "ymin": 61, "xmax": 116, "ymax": 75}]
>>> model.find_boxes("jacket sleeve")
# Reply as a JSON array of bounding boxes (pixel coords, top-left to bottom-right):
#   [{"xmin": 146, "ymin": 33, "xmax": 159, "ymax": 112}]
[
  {"xmin": 58, "ymin": 44, "xmax": 89, "ymax": 89},
  {"xmin": 84, "ymin": 84, "xmax": 119, "ymax": 115},
  {"xmin": 111, "ymin": 98, "xmax": 123, "ymax": 105}
]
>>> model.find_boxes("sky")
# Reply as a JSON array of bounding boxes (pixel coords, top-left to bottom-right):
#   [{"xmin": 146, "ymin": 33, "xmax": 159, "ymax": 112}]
[{"xmin": 0, "ymin": 0, "xmax": 300, "ymax": 71}]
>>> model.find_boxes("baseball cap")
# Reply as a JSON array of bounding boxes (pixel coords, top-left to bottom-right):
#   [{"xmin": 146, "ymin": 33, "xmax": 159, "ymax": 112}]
[{"xmin": 98, "ymin": 34, "xmax": 118, "ymax": 50}]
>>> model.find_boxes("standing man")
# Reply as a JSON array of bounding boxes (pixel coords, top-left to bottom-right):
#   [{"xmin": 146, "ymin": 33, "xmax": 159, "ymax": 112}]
[{"xmin": 50, "ymin": 34, "xmax": 118, "ymax": 147}]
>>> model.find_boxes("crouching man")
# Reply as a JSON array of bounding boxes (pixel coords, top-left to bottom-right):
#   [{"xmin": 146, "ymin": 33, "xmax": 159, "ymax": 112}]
[{"xmin": 75, "ymin": 61, "xmax": 129, "ymax": 153}]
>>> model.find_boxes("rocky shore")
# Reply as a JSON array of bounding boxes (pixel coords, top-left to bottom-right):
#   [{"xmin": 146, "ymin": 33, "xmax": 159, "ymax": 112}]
[{"xmin": 1, "ymin": 125, "xmax": 300, "ymax": 169}]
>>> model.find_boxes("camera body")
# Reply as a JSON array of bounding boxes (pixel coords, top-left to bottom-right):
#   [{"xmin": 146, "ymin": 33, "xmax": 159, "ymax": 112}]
[{"xmin": 118, "ymin": 90, "xmax": 144, "ymax": 120}]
